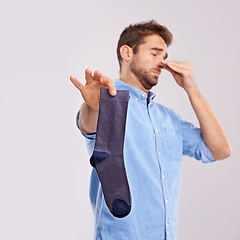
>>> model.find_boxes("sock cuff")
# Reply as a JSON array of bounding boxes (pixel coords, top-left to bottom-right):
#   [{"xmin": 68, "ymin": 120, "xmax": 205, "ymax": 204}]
[{"xmin": 100, "ymin": 87, "xmax": 130, "ymax": 102}]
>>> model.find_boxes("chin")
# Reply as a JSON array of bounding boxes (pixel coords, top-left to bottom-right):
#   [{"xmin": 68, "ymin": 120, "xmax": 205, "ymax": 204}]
[
  {"xmin": 150, "ymin": 78, "xmax": 158, "ymax": 87},
  {"xmin": 145, "ymin": 80, "xmax": 158, "ymax": 90},
  {"xmin": 141, "ymin": 75, "xmax": 158, "ymax": 89}
]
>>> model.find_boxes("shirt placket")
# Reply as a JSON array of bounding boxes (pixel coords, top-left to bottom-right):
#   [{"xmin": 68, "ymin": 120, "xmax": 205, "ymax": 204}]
[{"xmin": 147, "ymin": 99, "xmax": 171, "ymax": 239}]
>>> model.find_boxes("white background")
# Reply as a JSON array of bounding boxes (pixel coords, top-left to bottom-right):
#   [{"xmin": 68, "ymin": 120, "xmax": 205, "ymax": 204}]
[{"xmin": 0, "ymin": 0, "xmax": 239, "ymax": 239}]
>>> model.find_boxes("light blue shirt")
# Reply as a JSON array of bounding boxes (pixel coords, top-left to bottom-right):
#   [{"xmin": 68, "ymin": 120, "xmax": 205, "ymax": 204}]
[{"xmin": 77, "ymin": 79, "xmax": 216, "ymax": 240}]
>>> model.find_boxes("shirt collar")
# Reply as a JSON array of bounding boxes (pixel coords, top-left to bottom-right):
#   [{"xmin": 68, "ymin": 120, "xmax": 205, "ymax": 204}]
[{"xmin": 114, "ymin": 79, "xmax": 156, "ymax": 103}]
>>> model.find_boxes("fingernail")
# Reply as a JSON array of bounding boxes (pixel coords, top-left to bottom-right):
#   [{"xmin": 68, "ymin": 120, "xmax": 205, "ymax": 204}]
[{"xmin": 111, "ymin": 90, "xmax": 116, "ymax": 95}]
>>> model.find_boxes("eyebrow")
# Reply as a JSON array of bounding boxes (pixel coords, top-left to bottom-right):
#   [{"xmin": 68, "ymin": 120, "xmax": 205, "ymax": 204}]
[{"xmin": 151, "ymin": 47, "xmax": 168, "ymax": 59}]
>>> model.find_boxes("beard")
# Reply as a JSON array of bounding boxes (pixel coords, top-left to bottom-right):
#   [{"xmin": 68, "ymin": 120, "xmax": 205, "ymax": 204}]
[{"xmin": 130, "ymin": 58, "xmax": 159, "ymax": 90}]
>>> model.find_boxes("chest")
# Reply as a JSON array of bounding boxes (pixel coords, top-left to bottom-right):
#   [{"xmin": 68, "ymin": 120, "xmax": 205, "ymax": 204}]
[{"xmin": 125, "ymin": 99, "xmax": 183, "ymax": 161}]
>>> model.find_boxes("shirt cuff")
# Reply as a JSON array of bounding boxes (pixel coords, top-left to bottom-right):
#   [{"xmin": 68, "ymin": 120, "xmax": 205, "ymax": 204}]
[
  {"xmin": 200, "ymin": 139, "xmax": 216, "ymax": 163},
  {"xmin": 76, "ymin": 110, "xmax": 80, "ymax": 130},
  {"xmin": 81, "ymin": 131, "xmax": 96, "ymax": 140},
  {"xmin": 76, "ymin": 110, "xmax": 96, "ymax": 139}
]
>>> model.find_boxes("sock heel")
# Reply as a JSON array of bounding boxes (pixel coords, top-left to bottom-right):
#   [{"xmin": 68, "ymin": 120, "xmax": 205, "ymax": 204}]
[{"xmin": 90, "ymin": 151, "xmax": 109, "ymax": 168}]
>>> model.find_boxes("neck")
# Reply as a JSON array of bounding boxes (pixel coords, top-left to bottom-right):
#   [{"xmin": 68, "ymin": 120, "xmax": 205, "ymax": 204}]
[{"xmin": 119, "ymin": 68, "xmax": 149, "ymax": 94}]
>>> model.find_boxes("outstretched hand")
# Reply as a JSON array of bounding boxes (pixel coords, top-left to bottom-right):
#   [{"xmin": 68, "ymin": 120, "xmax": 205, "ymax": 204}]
[
  {"xmin": 70, "ymin": 68, "xmax": 116, "ymax": 111},
  {"xmin": 162, "ymin": 60, "xmax": 197, "ymax": 93}
]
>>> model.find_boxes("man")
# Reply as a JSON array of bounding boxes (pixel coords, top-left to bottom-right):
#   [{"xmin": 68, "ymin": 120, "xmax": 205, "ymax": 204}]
[{"xmin": 70, "ymin": 20, "xmax": 231, "ymax": 240}]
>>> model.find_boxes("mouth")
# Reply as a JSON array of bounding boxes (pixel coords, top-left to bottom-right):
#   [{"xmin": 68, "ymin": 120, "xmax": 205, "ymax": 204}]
[{"xmin": 151, "ymin": 70, "xmax": 161, "ymax": 78}]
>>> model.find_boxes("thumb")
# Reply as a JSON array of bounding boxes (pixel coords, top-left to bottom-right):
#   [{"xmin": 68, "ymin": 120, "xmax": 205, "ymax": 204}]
[{"xmin": 70, "ymin": 75, "xmax": 84, "ymax": 92}]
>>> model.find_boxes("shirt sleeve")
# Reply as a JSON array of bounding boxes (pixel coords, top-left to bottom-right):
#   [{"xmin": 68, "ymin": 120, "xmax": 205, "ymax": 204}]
[
  {"xmin": 180, "ymin": 119, "xmax": 216, "ymax": 163},
  {"xmin": 76, "ymin": 110, "xmax": 96, "ymax": 156}
]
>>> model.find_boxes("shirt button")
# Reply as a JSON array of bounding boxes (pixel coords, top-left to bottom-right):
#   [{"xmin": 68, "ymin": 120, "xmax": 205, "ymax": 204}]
[
  {"xmin": 166, "ymin": 199, "xmax": 168, "ymax": 204},
  {"xmin": 141, "ymin": 93, "xmax": 145, "ymax": 98},
  {"xmin": 162, "ymin": 175, "xmax": 165, "ymax": 179},
  {"xmin": 155, "ymin": 129, "xmax": 158, "ymax": 133},
  {"xmin": 166, "ymin": 223, "xmax": 169, "ymax": 227},
  {"xmin": 135, "ymin": 97, "xmax": 138, "ymax": 101},
  {"xmin": 158, "ymin": 152, "xmax": 160, "ymax": 156}
]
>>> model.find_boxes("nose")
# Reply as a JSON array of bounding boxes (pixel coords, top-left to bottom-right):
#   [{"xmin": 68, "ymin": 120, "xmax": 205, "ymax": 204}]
[{"xmin": 159, "ymin": 60, "xmax": 164, "ymax": 69}]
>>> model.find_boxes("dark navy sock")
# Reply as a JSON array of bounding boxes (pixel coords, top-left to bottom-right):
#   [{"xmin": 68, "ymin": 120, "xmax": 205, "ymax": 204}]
[{"xmin": 90, "ymin": 87, "xmax": 131, "ymax": 218}]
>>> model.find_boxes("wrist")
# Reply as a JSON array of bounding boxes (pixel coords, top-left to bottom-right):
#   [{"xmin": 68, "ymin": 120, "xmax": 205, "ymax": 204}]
[
  {"xmin": 185, "ymin": 85, "xmax": 199, "ymax": 97},
  {"xmin": 84, "ymin": 102, "xmax": 99, "ymax": 112}
]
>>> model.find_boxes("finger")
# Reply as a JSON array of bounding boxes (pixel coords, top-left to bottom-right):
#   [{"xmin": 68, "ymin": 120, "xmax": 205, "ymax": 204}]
[
  {"xmin": 162, "ymin": 61, "xmax": 191, "ymax": 70},
  {"xmin": 163, "ymin": 65, "xmax": 177, "ymax": 76},
  {"xmin": 93, "ymin": 70, "xmax": 103, "ymax": 81},
  {"xmin": 162, "ymin": 61, "xmax": 185, "ymax": 74},
  {"xmin": 101, "ymin": 75, "xmax": 117, "ymax": 96},
  {"xmin": 70, "ymin": 75, "xmax": 84, "ymax": 92},
  {"xmin": 162, "ymin": 60, "xmax": 188, "ymax": 66},
  {"xmin": 85, "ymin": 68, "xmax": 93, "ymax": 83}
]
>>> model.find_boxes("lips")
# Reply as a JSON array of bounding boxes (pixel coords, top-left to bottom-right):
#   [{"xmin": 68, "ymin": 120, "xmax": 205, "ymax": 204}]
[{"xmin": 151, "ymin": 69, "xmax": 161, "ymax": 77}]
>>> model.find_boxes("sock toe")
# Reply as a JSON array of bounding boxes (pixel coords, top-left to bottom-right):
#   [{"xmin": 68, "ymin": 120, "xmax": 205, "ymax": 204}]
[{"xmin": 112, "ymin": 199, "xmax": 131, "ymax": 218}]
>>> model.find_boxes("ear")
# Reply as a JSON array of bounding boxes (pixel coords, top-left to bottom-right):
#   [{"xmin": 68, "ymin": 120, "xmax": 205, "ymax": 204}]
[{"xmin": 120, "ymin": 45, "xmax": 133, "ymax": 63}]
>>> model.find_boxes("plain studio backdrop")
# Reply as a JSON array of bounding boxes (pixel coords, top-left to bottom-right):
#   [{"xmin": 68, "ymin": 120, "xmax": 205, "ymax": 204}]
[{"xmin": 0, "ymin": 0, "xmax": 239, "ymax": 239}]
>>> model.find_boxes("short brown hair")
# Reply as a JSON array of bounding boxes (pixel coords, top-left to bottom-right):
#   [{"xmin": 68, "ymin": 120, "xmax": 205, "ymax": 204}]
[{"xmin": 117, "ymin": 20, "xmax": 173, "ymax": 68}]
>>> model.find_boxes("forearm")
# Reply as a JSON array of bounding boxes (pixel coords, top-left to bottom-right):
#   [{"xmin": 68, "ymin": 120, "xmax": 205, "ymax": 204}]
[
  {"xmin": 187, "ymin": 87, "xmax": 232, "ymax": 160},
  {"xmin": 78, "ymin": 102, "xmax": 99, "ymax": 134}
]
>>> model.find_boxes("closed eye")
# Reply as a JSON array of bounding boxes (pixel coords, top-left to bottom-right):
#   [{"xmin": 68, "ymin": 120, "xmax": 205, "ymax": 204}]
[{"xmin": 150, "ymin": 47, "xmax": 168, "ymax": 59}]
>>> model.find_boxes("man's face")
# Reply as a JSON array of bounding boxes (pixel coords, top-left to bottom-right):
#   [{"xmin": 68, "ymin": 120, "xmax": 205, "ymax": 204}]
[{"xmin": 130, "ymin": 34, "xmax": 168, "ymax": 90}]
